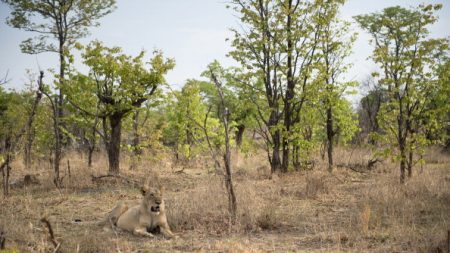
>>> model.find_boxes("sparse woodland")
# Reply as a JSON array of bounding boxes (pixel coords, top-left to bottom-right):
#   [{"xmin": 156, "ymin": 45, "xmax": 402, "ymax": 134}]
[{"xmin": 0, "ymin": 0, "xmax": 449, "ymax": 252}]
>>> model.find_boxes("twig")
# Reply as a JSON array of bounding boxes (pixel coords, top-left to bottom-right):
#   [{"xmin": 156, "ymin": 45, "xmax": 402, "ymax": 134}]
[
  {"xmin": 52, "ymin": 243, "xmax": 61, "ymax": 253},
  {"xmin": 0, "ymin": 228, "xmax": 6, "ymax": 249},
  {"xmin": 447, "ymin": 228, "xmax": 449, "ymax": 253},
  {"xmin": 91, "ymin": 174, "xmax": 140, "ymax": 188},
  {"xmin": 109, "ymin": 217, "xmax": 119, "ymax": 238},
  {"xmin": 67, "ymin": 160, "xmax": 71, "ymax": 178},
  {"xmin": 40, "ymin": 217, "xmax": 59, "ymax": 250},
  {"xmin": 336, "ymin": 163, "xmax": 366, "ymax": 173}
]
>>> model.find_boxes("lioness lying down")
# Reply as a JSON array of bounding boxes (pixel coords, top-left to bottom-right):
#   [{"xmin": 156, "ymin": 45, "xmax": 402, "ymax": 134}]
[{"xmin": 103, "ymin": 184, "xmax": 176, "ymax": 239}]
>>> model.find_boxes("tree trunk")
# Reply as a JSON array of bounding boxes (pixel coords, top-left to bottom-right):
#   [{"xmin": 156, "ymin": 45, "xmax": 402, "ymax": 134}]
[
  {"xmin": 53, "ymin": 133, "xmax": 62, "ymax": 187},
  {"xmin": 271, "ymin": 131, "xmax": 282, "ymax": 173},
  {"xmin": 1, "ymin": 137, "xmax": 12, "ymax": 197},
  {"xmin": 268, "ymin": 108, "xmax": 282, "ymax": 173},
  {"xmin": 209, "ymin": 70, "xmax": 237, "ymax": 223},
  {"xmin": 107, "ymin": 114, "xmax": 122, "ymax": 175},
  {"xmin": 407, "ymin": 150, "xmax": 413, "ymax": 178},
  {"xmin": 87, "ymin": 145, "xmax": 94, "ymax": 168},
  {"xmin": 130, "ymin": 110, "xmax": 141, "ymax": 170},
  {"xmin": 326, "ymin": 107, "xmax": 334, "ymax": 172},
  {"xmin": 24, "ymin": 126, "xmax": 35, "ymax": 170},
  {"xmin": 86, "ymin": 124, "xmax": 97, "ymax": 168},
  {"xmin": 223, "ymin": 121, "xmax": 237, "ymax": 222},
  {"xmin": 1, "ymin": 158, "xmax": 11, "ymax": 197},
  {"xmin": 445, "ymin": 113, "xmax": 450, "ymax": 151},
  {"xmin": 51, "ymin": 37, "xmax": 65, "ymax": 188},
  {"xmin": 400, "ymin": 150, "xmax": 406, "ymax": 184},
  {"xmin": 282, "ymin": 0, "xmax": 294, "ymax": 173},
  {"xmin": 293, "ymin": 144, "xmax": 300, "ymax": 170},
  {"xmin": 235, "ymin": 124, "xmax": 245, "ymax": 147},
  {"xmin": 399, "ymin": 130, "xmax": 407, "ymax": 184},
  {"xmin": 52, "ymin": 95, "xmax": 62, "ymax": 188}
]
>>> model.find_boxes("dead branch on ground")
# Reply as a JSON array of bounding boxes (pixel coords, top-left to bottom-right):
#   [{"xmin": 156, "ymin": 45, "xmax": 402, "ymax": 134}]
[
  {"xmin": 91, "ymin": 174, "xmax": 140, "ymax": 188},
  {"xmin": 0, "ymin": 228, "xmax": 6, "ymax": 249},
  {"xmin": 40, "ymin": 217, "xmax": 60, "ymax": 252}
]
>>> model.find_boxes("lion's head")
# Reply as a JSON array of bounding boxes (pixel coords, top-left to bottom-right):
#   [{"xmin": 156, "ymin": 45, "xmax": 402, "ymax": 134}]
[{"xmin": 141, "ymin": 185, "xmax": 163, "ymax": 214}]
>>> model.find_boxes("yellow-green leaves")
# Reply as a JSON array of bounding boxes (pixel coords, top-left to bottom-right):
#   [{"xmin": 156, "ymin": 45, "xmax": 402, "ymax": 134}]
[{"xmin": 355, "ymin": 5, "xmax": 449, "ymax": 179}]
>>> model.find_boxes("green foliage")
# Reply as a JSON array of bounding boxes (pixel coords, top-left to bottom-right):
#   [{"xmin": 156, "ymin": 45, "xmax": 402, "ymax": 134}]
[
  {"xmin": 64, "ymin": 41, "xmax": 174, "ymax": 173},
  {"xmin": 201, "ymin": 61, "xmax": 258, "ymax": 150},
  {"xmin": 331, "ymin": 98, "xmax": 359, "ymax": 144},
  {"xmin": 0, "ymin": 88, "xmax": 27, "ymax": 139},
  {"xmin": 67, "ymin": 41, "xmax": 175, "ymax": 120},
  {"xmin": 164, "ymin": 79, "xmax": 222, "ymax": 160},
  {"xmin": 355, "ymin": 4, "xmax": 449, "ymax": 176},
  {"xmin": 2, "ymin": 0, "xmax": 116, "ymax": 54},
  {"xmin": 315, "ymin": 0, "xmax": 359, "ymax": 164}
]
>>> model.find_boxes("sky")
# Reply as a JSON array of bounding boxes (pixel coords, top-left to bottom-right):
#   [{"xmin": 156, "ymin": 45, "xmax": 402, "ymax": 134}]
[{"xmin": 0, "ymin": 0, "xmax": 449, "ymax": 95}]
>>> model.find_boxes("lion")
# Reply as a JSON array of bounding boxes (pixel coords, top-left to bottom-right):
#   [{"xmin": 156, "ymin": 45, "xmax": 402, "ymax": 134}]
[{"xmin": 103, "ymin": 184, "xmax": 176, "ymax": 239}]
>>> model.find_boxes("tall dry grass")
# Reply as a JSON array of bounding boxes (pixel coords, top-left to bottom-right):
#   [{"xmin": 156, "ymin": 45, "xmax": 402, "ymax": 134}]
[{"xmin": 0, "ymin": 146, "xmax": 449, "ymax": 252}]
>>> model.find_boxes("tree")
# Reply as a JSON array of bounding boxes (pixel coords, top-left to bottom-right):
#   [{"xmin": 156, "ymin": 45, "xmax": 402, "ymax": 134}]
[
  {"xmin": 229, "ymin": 0, "xmax": 283, "ymax": 172},
  {"xmin": 316, "ymin": 0, "xmax": 356, "ymax": 172},
  {"xmin": 0, "ymin": 72, "xmax": 43, "ymax": 196},
  {"xmin": 199, "ymin": 61, "xmax": 257, "ymax": 150},
  {"xmin": 229, "ymin": 0, "xmax": 321, "ymax": 172},
  {"xmin": 2, "ymin": 0, "xmax": 116, "ymax": 185},
  {"xmin": 357, "ymin": 76, "xmax": 386, "ymax": 144},
  {"xmin": 437, "ymin": 58, "xmax": 450, "ymax": 151},
  {"xmin": 355, "ymin": 4, "xmax": 449, "ymax": 183},
  {"xmin": 164, "ymin": 79, "xmax": 219, "ymax": 162},
  {"xmin": 209, "ymin": 66, "xmax": 237, "ymax": 223},
  {"xmin": 67, "ymin": 41, "xmax": 174, "ymax": 175}
]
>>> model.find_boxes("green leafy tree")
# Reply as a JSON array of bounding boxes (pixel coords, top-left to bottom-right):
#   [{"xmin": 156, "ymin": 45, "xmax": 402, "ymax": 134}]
[
  {"xmin": 164, "ymin": 79, "xmax": 222, "ymax": 162},
  {"xmin": 355, "ymin": 4, "xmax": 449, "ymax": 183},
  {"xmin": 200, "ymin": 61, "xmax": 257, "ymax": 150},
  {"xmin": 64, "ymin": 73, "xmax": 101, "ymax": 168},
  {"xmin": 2, "ymin": 0, "xmax": 116, "ymax": 185},
  {"xmin": 0, "ymin": 72, "xmax": 43, "ymax": 196},
  {"xmin": 67, "ymin": 41, "xmax": 174, "ymax": 175},
  {"xmin": 229, "ymin": 0, "xmax": 323, "ymax": 172},
  {"xmin": 316, "ymin": 0, "xmax": 357, "ymax": 172},
  {"xmin": 437, "ymin": 58, "xmax": 450, "ymax": 151}
]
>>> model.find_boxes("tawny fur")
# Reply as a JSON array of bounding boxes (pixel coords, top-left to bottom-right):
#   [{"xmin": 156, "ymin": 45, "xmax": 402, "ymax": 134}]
[{"xmin": 103, "ymin": 185, "xmax": 176, "ymax": 239}]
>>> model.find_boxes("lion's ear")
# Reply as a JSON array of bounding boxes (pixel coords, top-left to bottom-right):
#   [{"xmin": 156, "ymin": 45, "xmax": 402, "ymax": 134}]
[{"xmin": 141, "ymin": 185, "xmax": 149, "ymax": 195}]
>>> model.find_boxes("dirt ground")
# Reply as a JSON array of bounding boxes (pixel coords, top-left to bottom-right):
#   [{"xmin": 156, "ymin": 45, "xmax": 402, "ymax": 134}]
[{"xmin": 1, "ymin": 148, "xmax": 449, "ymax": 252}]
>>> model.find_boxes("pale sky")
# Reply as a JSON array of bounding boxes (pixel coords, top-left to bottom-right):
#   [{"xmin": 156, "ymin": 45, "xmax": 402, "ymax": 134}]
[{"xmin": 0, "ymin": 0, "xmax": 449, "ymax": 92}]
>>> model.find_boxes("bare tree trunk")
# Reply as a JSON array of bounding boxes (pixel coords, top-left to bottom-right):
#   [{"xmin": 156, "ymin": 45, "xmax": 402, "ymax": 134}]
[
  {"xmin": 130, "ymin": 110, "xmax": 141, "ymax": 170},
  {"xmin": 53, "ymin": 40, "xmax": 65, "ymax": 186},
  {"xmin": 399, "ymin": 128, "xmax": 407, "ymax": 184},
  {"xmin": 86, "ymin": 124, "xmax": 96, "ymax": 168},
  {"xmin": 326, "ymin": 107, "xmax": 334, "ymax": 172},
  {"xmin": 210, "ymin": 70, "xmax": 237, "ymax": 223},
  {"xmin": 400, "ymin": 152, "xmax": 406, "ymax": 184},
  {"xmin": 1, "ymin": 138, "xmax": 12, "ymax": 197},
  {"xmin": 53, "ymin": 95, "xmax": 63, "ymax": 188},
  {"xmin": 87, "ymin": 145, "xmax": 94, "ymax": 168},
  {"xmin": 282, "ymin": 0, "xmax": 294, "ymax": 173},
  {"xmin": 293, "ymin": 144, "xmax": 300, "ymax": 170},
  {"xmin": 271, "ymin": 133, "xmax": 282, "ymax": 173},
  {"xmin": 223, "ymin": 116, "xmax": 237, "ymax": 222},
  {"xmin": 269, "ymin": 111, "xmax": 282, "ymax": 173},
  {"xmin": 407, "ymin": 150, "xmax": 413, "ymax": 178},
  {"xmin": 235, "ymin": 124, "xmax": 245, "ymax": 147},
  {"xmin": 107, "ymin": 114, "xmax": 122, "ymax": 175},
  {"xmin": 1, "ymin": 159, "xmax": 11, "ymax": 197},
  {"xmin": 24, "ymin": 125, "xmax": 35, "ymax": 170}
]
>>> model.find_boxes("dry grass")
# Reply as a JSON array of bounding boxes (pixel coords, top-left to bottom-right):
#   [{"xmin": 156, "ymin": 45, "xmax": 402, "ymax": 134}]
[{"xmin": 0, "ymin": 147, "xmax": 449, "ymax": 252}]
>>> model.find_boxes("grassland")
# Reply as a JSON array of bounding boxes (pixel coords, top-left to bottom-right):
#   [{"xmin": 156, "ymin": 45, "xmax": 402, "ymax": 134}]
[{"xmin": 1, "ymin": 147, "xmax": 449, "ymax": 252}]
